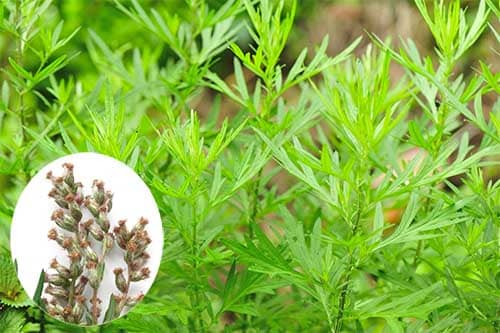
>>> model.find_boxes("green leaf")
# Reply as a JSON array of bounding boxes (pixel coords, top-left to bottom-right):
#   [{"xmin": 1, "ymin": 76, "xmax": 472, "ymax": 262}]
[
  {"xmin": 0, "ymin": 308, "xmax": 26, "ymax": 333},
  {"xmin": 103, "ymin": 294, "xmax": 118, "ymax": 322},
  {"xmin": 7, "ymin": 57, "xmax": 33, "ymax": 81},
  {"xmin": 33, "ymin": 269, "xmax": 45, "ymax": 308},
  {"xmin": 372, "ymin": 202, "xmax": 384, "ymax": 244},
  {"xmin": 109, "ymin": 313, "xmax": 169, "ymax": 332},
  {"xmin": 0, "ymin": 255, "xmax": 30, "ymax": 308}
]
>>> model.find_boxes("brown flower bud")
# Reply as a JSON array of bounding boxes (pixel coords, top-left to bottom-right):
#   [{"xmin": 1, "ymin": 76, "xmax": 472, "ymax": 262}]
[
  {"xmin": 68, "ymin": 202, "xmax": 82, "ymax": 222},
  {"xmin": 45, "ymin": 284, "xmax": 68, "ymax": 298},
  {"xmin": 74, "ymin": 276, "xmax": 88, "ymax": 295},
  {"xmin": 102, "ymin": 233, "xmax": 114, "ymax": 256},
  {"xmin": 126, "ymin": 240, "xmax": 138, "ymax": 253},
  {"xmin": 64, "ymin": 193, "xmax": 74, "ymax": 202},
  {"xmin": 80, "ymin": 240, "xmax": 98, "ymax": 262},
  {"xmin": 119, "ymin": 220, "xmax": 130, "ymax": 234},
  {"xmin": 62, "ymin": 162, "xmax": 74, "ymax": 171},
  {"xmin": 141, "ymin": 267, "xmax": 150, "ymax": 277},
  {"xmin": 85, "ymin": 219, "xmax": 104, "ymax": 241},
  {"xmin": 96, "ymin": 214, "xmax": 110, "ymax": 232},
  {"xmin": 129, "ymin": 251, "xmax": 150, "ymax": 271},
  {"xmin": 63, "ymin": 170, "xmax": 74, "ymax": 187},
  {"xmin": 51, "ymin": 209, "xmax": 64, "ymax": 221},
  {"xmin": 45, "ymin": 273, "xmax": 69, "ymax": 287},
  {"xmin": 88, "ymin": 261, "xmax": 105, "ymax": 289},
  {"xmin": 129, "ymin": 259, "xmax": 141, "ymax": 272},
  {"xmin": 50, "ymin": 259, "xmax": 71, "ymax": 279},
  {"xmin": 61, "ymin": 237, "xmax": 73, "ymax": 249},
  {"xmin": 72, "ymin": 295, "xmax": 85, "ymax": 321},
  {"xmin": 113, "ymin": 267, "xmax": 128, "ymax": 293},
  {"xmin": 69, "ymin": 252, "xmax": 83, "ymax": 277},
  {"xmin": 48, "ymin": 188, "xmax": 57, "ymax": 197},
  {"xmin": 132, "ymin": 217, "xmax": 149, "ymax": 234},
  {"xmin": 136, "ymin": 234, "xmax": 152, "ymax": 254},
  {"xmin": 48, "ymin": 229, "xmax": 73, "ymax": 250},
  {"xmin": 93, "ymin": 179, "xmax": 104, "ymax": 190},
  {"xmin": 87, "ymin": 261, "xmax": 99, "ymax": 289},
  {"xmin": 114, "ymin": 223, "xmax": 128, "ymax": 250},
  {"xmin": 52, "ymin": 211, "xmax": 76, "ymax": 232},
  {"xmin": 47, "ymin": 228, "xmax": 58, "ymax": 240},
  {"xmin": 130, "ymin": 267, "xmax": 150, "ymax": 281},
  {"xmin": 69, "ymin": 251, "xmax": 81, "ymax": 262},
  {"xmin": 84, "ymin": 197, "xmax": 99, "ymax": 217},
  {"xmin": 62, "ymin": 304, "xmax": 73, "ymax": 317}
]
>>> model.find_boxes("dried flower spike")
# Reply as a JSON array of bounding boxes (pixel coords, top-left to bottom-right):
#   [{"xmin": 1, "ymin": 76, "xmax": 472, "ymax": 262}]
[
  {"xmin": 112, "ymin": 216, "xmax": 151, "ymax": 316},
  {"xmin": 43, "ymin": 164, "xmax": 150, "ymax": 324}
]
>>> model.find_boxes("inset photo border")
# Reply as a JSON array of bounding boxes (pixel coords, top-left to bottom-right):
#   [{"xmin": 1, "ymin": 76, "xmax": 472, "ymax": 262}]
[{"xmin": 10, "ymin": 152, "xmax": 163, "ymax": 325}]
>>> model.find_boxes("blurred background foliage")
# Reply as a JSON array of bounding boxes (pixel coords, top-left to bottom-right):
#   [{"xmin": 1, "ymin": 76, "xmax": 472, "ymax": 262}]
[
  {"xmin": 0, "ymin": 0, "xmax": 496, "ymax": 107},
  {"xmin": 0, "ymin": 0, "xmax": 498, "ymax": 332}
]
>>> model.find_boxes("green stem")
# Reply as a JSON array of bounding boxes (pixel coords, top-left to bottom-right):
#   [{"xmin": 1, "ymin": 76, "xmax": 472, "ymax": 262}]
[
  {"xmin": 241, "ymin": 166, "xmax": 266, "ymax": 332},
  {"xmin": 333, "ymin": 180, "xmax": 364, "ymax": 333},
  {"xmin": 414, "ymin": 98, "xmax": 449, "ymax": 266},
  {"xmin": 190, "ymin": 200, "xmax": 205, "ymax": 332},
  {"xmin": 39, "ymin": 310, "xmax": 46, "ymax": 333},
  {"xmin": 248, "ymin": 167, "xmax": 263, "ymax": 238},
  {"xmin": 334, "ymin": 255, "xmax": 355, "ymax": 333}
]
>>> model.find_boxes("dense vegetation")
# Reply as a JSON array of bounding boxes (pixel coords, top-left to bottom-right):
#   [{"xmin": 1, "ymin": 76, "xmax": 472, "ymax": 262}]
[{"xmin": 0, "ymin": 0, "xmax": 499, "ymax": 332}]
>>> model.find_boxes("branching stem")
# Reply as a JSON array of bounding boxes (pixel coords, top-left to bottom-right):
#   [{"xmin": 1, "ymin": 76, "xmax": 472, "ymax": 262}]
[
  {"xmin": 248, "ymin": 167, "xmax": 263, "ymax": 238},
  {"xmin": 333, "ymin": 178, "xmax": 365, "ymax": 333}
]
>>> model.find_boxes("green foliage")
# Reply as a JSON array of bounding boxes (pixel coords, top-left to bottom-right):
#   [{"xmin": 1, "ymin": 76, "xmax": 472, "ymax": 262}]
[
  {"xmin": 0, "ymin": 0, "xmax": 499, "ymax": 332},
  {"xmin": 0, "ymin": 308, "xmax": 26, "ymax": 333},
  {"xmin": 0, "ymin": 253, "xmax": 30, "ymax": 308}
]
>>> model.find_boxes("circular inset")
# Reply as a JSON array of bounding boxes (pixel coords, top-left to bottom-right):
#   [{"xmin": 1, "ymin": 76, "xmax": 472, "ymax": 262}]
[{"xmin": 10, "ymin": 153, "xmax": 163, "ymax": 325}]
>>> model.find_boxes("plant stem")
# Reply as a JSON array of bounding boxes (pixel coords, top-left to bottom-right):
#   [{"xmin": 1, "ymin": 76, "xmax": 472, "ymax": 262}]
[
  {"xmin": 333, "ymin": 183, "xmax": 364, "ymax": 333},
  {"xmin": 241, "ymin": 166, "xmax": 265, "ymax": 332},
  {"xmin": 91, "ymin": 288, "xmax": 99, "ymax": 324},
  {"xmin": 116, "ymin": 262, "xmax": 132, "ymax": 317},
  {"xmin": 190, "ymin": 199, "xmax": 205, "ymax": 332},
  {"xmin": 68, "ymin": 229, "xmax": 82, "ymax": 310},
  {"xmin": 414, "ymin": 98, "xmax": 449, "ymax": 266},
  {"xmin": 39, "ymin": 310, "xmax": 46, "ymax": 333},
  {"xmin": 334, "ymin": 255, "xmax": 355, "ymax": 333},
  {"xmin": 248, "ymin": 167, "xmax": 263, "ymax": 238}
]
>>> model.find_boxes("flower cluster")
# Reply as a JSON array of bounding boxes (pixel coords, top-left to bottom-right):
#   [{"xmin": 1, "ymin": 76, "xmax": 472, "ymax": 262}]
[
  {"xmin": 42, "ymin": 163, "xmax": 151, "ymax": 325},
  {"xmin": 43, "ymin": 163, "xmax": 88, "ymax": 323},
  {"xmin": 112, "ymin": 217, "xmax": 151, "ymax": 315}
]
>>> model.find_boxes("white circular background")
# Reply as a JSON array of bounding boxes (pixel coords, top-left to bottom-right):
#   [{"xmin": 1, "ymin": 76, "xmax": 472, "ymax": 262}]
[{"xmin": 10, "ymin": 152, "xmax": 163, "ymax": 324}]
